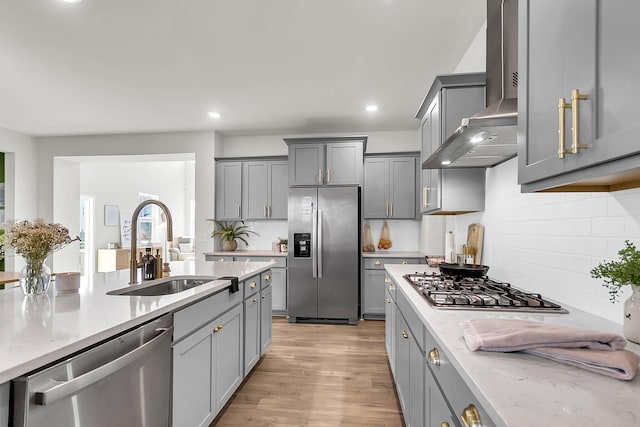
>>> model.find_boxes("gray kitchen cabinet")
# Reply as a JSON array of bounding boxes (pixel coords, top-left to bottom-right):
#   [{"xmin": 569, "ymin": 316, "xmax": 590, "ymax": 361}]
[
  {"xmin": 285, "ymin": 136, "xmax": 366, "ymax": 186},
  {"xmin": 364, "ymin": 155, "xmax": 418, "ymax": 219},
  {"xmin": 233, "ymin": 255, "xmax": 288, "ymax": 315},
  {"xmin": 518, "ymin": 0, "xmax": 640, "ymax": 192},
  {"xmin": 243, "ymin": 276, "xmax": 261, "ymax": 376},
  {"xmin": 425, "ymin": 366, "xmax": 456, "ymax": 427},
  {"xmin": 173, "ymin": 301, "xmax": 244, "ymax": 427},
  {"xmin": 362, "ymin": 256, "xmax": 423, "ymax": 319},
  {"xmin": 260, "ymin": 284, "xmax": 273, "ymax": 354},
  {"xmin": 395, "ymin": 308, "xmax": 424, "ymax": 427},
  {"xmin": 215, "ymin": 161, "xmax": 243, "ymax": 220},
  {"xmin": 243, "ymin": 160, "xmax": 288, "ymax": 219},
  {"xmin": 417, "ymin": 74, "xmax": 486, "ymax": 214},
  {"xmin": 0, "ymin": 382, "xmax": 8, "ymax": 427},
  {"xmin": 385, "ymin": 287, "xmax": 397, "ymax": 378}
]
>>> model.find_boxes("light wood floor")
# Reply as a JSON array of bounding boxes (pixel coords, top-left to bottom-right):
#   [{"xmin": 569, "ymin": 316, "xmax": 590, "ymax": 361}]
[{"xmin": 212, "ymin": 318, "xmax": 404, "ymax": 427}]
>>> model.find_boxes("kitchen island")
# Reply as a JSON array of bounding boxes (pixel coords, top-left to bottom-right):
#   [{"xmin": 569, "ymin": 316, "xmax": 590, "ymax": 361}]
[
  {"xmin": 385, "ymin": 264, "xmax": 640, "ymax": 427},
  {"xmin": 0, "ymin": 260, "xmax": 274, "ymax": 385}
]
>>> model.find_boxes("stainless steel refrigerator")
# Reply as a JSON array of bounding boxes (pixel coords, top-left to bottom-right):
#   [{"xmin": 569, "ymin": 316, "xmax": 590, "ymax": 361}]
[{"xmin": 288, "ymin": 186, "xmax": 360, "ymax": 324}]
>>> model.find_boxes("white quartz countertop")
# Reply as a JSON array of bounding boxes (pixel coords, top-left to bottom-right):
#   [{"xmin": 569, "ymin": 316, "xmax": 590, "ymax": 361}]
[
  {"xmin": 204, "ymin": 250, "xmax": 287, "ymax": 257},
  {"xmin": 385, "ymin": 264, "xmax": 640, "ymax": 427},
  {"xmin": 0, "ymin": 260, "xmax": 274, "ymax": 384},
  {"xmin": 362, "ymin": 251, "xmax": 425, "ymax": 258}
]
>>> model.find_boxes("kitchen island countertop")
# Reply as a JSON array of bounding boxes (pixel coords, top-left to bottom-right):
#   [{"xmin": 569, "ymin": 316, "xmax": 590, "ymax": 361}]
[
  {"xmin": 385, "ymin": 264, "xmax": 640, "ymax": 427},
  {"xmin": 0, "ymin": 260, "xmax": 274, "ymax": 384},
  {"xmin": 204, "ymin": 250, "xmax": 287, "ymax": 257},
  {"xmin": 362, "ymin": 251, "xmax": 425, "ymax": 258}
]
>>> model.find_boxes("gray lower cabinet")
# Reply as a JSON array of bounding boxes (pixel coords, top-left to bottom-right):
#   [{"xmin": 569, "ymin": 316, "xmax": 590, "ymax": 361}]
[
  {"xmin": 425, "ymin": 367, "xmax": 456, "ymax": 427},
  {"xmin": 417, "ymin": 74, "xmax": 486, "ymax": 214},
  {"xmin": 285, "ymin": 136, "xmax": 365, "ymax": 186},
  {"xmin": 260, "ymin": 285, "xmax": 273, "ymax": 354},
  {"xmin": 518, "ymin": 0, "xmax": 640, "ymax": 192},
  {"xmin": 384, "ymin": 287, "xmax": 396, "ymax": 378},
  {"xmin": 172, "ymin": 303, "xmax": 244, "ymax": 427},
  {"xmin": 395, "ymin": 301, "xmax": 424, "ymax": 427},
  {"xmin": 242, "ymin": 160, "xmax": 288, "ymax": 219},
  {"xmin": 232, "ymin": 255, "xmax": 288, "ymax": 315},
  {"xmin": 215, "ymin": 161, "xmax": 243, "ymax": 220},
  {"xmin": 243, "ymin": 277, "xmax": 261, "ymax": 376},
  {"xmin": 362, "ymin": 256, "xmax": 423, "ymax": 319},
  {"xmin": 364, "ymin": 155, "xmax": 418, "ymax": 219},
  {"xmin": 0, "ymin": 382, "xmax": 8, "ymax": 427}
]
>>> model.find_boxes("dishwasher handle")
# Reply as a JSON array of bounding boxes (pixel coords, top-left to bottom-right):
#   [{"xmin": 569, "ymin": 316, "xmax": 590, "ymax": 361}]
[{"xmin": 34, "ymin": 325, "xmax": 173, "ymax": 406}]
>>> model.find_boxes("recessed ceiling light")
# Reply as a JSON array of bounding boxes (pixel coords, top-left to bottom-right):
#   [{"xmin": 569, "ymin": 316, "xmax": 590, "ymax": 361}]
[
  {"xmin": 365, "ymin": 105, "xmax": 378, "ymax": 112},
  {"xmin": 208, "ymin": 112, "xmax": 221, "ymax": 119}
]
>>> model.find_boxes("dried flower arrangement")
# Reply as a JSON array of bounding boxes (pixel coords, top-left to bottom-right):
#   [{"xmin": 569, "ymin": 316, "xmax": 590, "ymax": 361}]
[{"xmin": 6, "ymin": 219, "xmax": 80, "ymax": 260}]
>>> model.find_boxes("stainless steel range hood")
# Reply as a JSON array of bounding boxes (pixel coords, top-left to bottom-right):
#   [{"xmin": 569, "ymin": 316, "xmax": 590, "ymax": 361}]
[{"xmin": 422, "ymin": 0, "xmax": 518, "ymax": 169}]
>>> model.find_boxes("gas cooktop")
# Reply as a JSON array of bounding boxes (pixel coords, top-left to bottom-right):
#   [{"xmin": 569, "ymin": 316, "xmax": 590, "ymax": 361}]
[{"xmin": 403, "ymin": 272, "xmax": 568, "ymax": 313}]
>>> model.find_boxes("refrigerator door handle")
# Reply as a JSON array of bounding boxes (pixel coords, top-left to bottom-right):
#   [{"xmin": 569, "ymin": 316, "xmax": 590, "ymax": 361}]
[
  {"xmin": 317, "ymin": 208, "xmax": 323, "ymax": 278},
  {"xmin": 312, "ymin": 205, "xmax": 318, "ymax": 278}
]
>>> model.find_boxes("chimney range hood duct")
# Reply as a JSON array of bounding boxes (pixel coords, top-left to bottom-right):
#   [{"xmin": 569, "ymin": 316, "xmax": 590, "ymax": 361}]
[{"xmin": 422, "ymin": 0, "xmax": 518, "ymax": 169}]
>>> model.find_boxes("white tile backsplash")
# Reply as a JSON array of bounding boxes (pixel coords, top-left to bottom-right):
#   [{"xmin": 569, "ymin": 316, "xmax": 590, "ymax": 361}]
[{"xmin": 452, "ymin": 158, "xmax": 640, "ymax": 324}]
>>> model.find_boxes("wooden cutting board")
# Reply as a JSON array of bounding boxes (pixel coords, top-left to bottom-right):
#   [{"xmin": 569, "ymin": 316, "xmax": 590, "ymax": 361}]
[{"xmin": 466, "ymin": 223, "xmax": 484, "ymax": 264}]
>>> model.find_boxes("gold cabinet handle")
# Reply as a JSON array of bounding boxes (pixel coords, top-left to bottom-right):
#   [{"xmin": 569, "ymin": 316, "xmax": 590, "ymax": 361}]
[
  {"xmin": 441, "ymin": 423, "xmax": 450, "ymax": 427},
  {"xmin": 374, "ymin": 260, "xmax": 381, "ymax": 266},
  {"xmin": 461, "ymin": 404, "xmax": 482, "ymax": 427},
  {"xmin": 264, "ymin": 206, "xmax": 268, "ymax": 217},
  {"xmin": 327, "ymin": 168, "xmax": 331, "ymax": 183},
  {"xmin": 386, "ymin": 203, "xmax": 390, "ymax": 217},
  {"xmin": 318, "ymin": 169, "xmax": 323, "ymax": 184},
  {"xmin": 390, "ymin": 203, "xmax": 393, "ymax": 217},
  {"xmin": 428, "ymin": 348, "xmax": 440, "ymax": 366},
  {"xmin": 401, "ymin": 330, "xmax": 409, "ymax": 339},
  {"xmin": 402, "ymin": 261, "xmax": 408, "ymax": 265},
  {"xmin": 250, "ymin": 281, "xmax": 257, "ymax": 288},
  {"xmin": 214, "ymin": 324, "xmax": 223, "ymax": 333},
  {"xmin": 558, "ymin": 96, "xmax": 571, "ymax": 159},
  {"xmin": 265, "ymin": 274, "xmax": 271, "ymax": 280},
  {"xmin": 268, "ymin": 205, "xmax": 272, "ymax": 218},
  {"xmin": 386, "ymin": 298, "xmax": 391, "ymax": 304},
  {"xmin": 423, "ymin": 186, "xmax": 428, "ymax": 207},
  {"xmin": 558, "ymin": 89, "xmax": 589, "ymax": 159}
]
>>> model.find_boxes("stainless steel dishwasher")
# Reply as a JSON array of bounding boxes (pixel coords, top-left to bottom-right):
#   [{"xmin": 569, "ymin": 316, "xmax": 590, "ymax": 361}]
[{"xmin": 12, "ymin": 314, "xmax": 173, "ymax": 427}]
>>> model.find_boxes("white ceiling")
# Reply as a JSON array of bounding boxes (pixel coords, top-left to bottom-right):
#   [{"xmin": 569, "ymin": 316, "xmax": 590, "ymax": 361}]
[{"xmin": 0, "ymin": 0, "xmax": 485, "ymax": 137}]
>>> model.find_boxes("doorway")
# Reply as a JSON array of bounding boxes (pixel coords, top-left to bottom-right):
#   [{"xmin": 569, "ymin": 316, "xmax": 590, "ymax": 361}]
[{"xmin": 80, "ymin": 195, "xmax": 94, "ymax": 277}]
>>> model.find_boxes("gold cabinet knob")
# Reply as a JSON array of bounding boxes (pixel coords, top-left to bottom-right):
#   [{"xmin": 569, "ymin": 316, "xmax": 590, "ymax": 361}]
[
  {"xmin": 441, "ymin": 423, "xmax": 450, "ymax": 427},
  {"xmin": 401, "ymin": 330, "xmax": 409, "ymax": 339},
  {"xmin": 265, "ymin": 274, "xmax": 271, "ymax": 280},
  {"xmin": 262, "ymin": 294, "xmax": 267, "ymax": 299},
  {"xmin": 219, "ymin": 258, "xmax": 225, "ymax": 262},
  {"xmin": 386, "ymin": 298, "xmax": 391, "ymax": 304},
  {"xmin": 253, "ymin": 298, "xmax": 257, "ymax": 303},
  {"xmin": 461, "ymin": 404, "xmax": 482, "ymax": 427},
  {"xmin": 374, "ymin": 260, "xmax": 381, "ymax": 266},
  {"xmin": 246, "ymin": 258, "xmax": 252, "ymax": 262},
  {"xmin": 389, "ymin": 284, "xmax": 395, "ymax": 290},
  {"xmin": 402, "ymin": 261, "xmax": 408, "ymax": 265},
  {"xmin": 428, "ymin": 348, "xmax": 440, "ymax": 366},
  {"xmin": 213, "ymin": 326, "xmax": 219, "ymax": 333},
  {"xmin": 250, "ymin": 281, "xmax": 257, "ymax": 288}
]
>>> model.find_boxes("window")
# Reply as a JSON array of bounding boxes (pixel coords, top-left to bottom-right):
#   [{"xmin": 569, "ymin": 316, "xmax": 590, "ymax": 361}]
[{"xmin": 138, "ymin": 193, "xmax": 159, "ymax": 243}]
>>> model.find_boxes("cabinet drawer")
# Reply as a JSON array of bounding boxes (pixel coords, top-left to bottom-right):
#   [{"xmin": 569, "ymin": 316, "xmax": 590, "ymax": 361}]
[
  {"xmin": 396, "ymin": 289, "xmax": 425, "ymax": 352},
  {"xmin": 234, "ymin": 256, "xmax": 287, "ymax": 268},
  {"xmin": 261, "ymin": 270, "xmax": 272, "ymax": 289},
  {"xmin": 174, "ymin": 286, "xmax": 244, "ymax": 342},
  {"xmin": 364, "ymin": 257, "xmax": 422, "ymax": 269},
  {"xmin": 205, "ymin": 255, "xmax": 233, "ymax": 262},
  {"xmin": 244, "ymin": 274, "xmax": 261, "ymax": 298},
  {"xmin": 425, "ymin": 331, "xmax": 495, "ymax": 427}
]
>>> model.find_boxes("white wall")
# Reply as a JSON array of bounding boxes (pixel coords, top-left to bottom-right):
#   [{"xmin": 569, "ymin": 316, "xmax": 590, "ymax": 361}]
[
  {"xmin": 452, "ymin": 159, "xmax": 640, "ymax": 324},
  {"xmin": 53, "ymin": 158, "xmax": 81, "ymax": 272},
  {"xmin": 0, "ymin": 127, "xmax": 39, "ymax": 271},
  {"xmin": 454, "ymin": 21, "xmax": 486, "ymax": 74},
  {"xmin": 36, "ymin": 130, "xmax": 216, "ymax": 269}
]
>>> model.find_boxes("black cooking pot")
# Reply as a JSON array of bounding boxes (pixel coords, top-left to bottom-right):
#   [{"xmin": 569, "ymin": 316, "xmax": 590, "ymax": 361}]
[{"xmin": 438, "ymin": 262, "xmax": 489, "ymax": 278}]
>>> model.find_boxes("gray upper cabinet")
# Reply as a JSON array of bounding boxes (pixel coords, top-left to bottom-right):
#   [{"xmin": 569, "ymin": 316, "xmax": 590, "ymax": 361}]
[
  {"xmin": 518, "ymin": 0, "xmax": 640, "ymax": 192},
  {"xmin": 215, "ymin": 161, "xmax": 242, "ymax": 220},
  {"xmin": 285, "ymin": 136, "xmax": 366, "ymax": 187},
  {"xmin": 243, "ymin": 160, "xmax": 288, "ymax": 219},
  {"xmin": 417, "ymin": 74, "xmax": 486, "ymax": 214},
  {"xmin": 364, "ymin": 155, "xmax": 417, "ymax": 219}
]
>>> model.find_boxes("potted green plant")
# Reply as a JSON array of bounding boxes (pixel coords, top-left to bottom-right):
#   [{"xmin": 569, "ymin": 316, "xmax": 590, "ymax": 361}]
[
  {"xmin": 207, "ymin": 219, "xmax": 258, "ymax": 252},
  {"xmin": 591, "ymin": 240, "xmax": 640, "ymax": 343}
]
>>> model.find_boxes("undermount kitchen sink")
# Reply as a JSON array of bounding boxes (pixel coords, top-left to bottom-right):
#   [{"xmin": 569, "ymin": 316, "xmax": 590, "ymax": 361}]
[{"xmin": 107, "ymin": 276, "xmax": 219, "ymax": 296}]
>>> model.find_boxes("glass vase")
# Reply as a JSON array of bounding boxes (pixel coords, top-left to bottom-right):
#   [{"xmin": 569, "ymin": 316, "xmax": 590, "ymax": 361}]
[
  {"xmin": 19, "ymin": 257, "xmax": 52, "ymax": 296},
  {"xmin": 624, "ymin": 285, "xmax": 640, "ymax": 344}
]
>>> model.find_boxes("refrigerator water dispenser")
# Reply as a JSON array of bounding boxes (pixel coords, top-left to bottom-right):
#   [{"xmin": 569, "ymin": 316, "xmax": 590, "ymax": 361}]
[{"xmin": 293, "ymin": 233, "xmax": 311, "ymax": 258}]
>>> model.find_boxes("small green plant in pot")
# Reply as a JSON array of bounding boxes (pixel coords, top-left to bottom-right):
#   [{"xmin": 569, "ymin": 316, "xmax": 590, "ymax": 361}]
[
  {"xmin": 591, "ymin": 240, "xmax": 640, "ymax": 343},
  {"xmin": 208, "ymin": 220, "xmax": 258, "ymax": 252}
]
